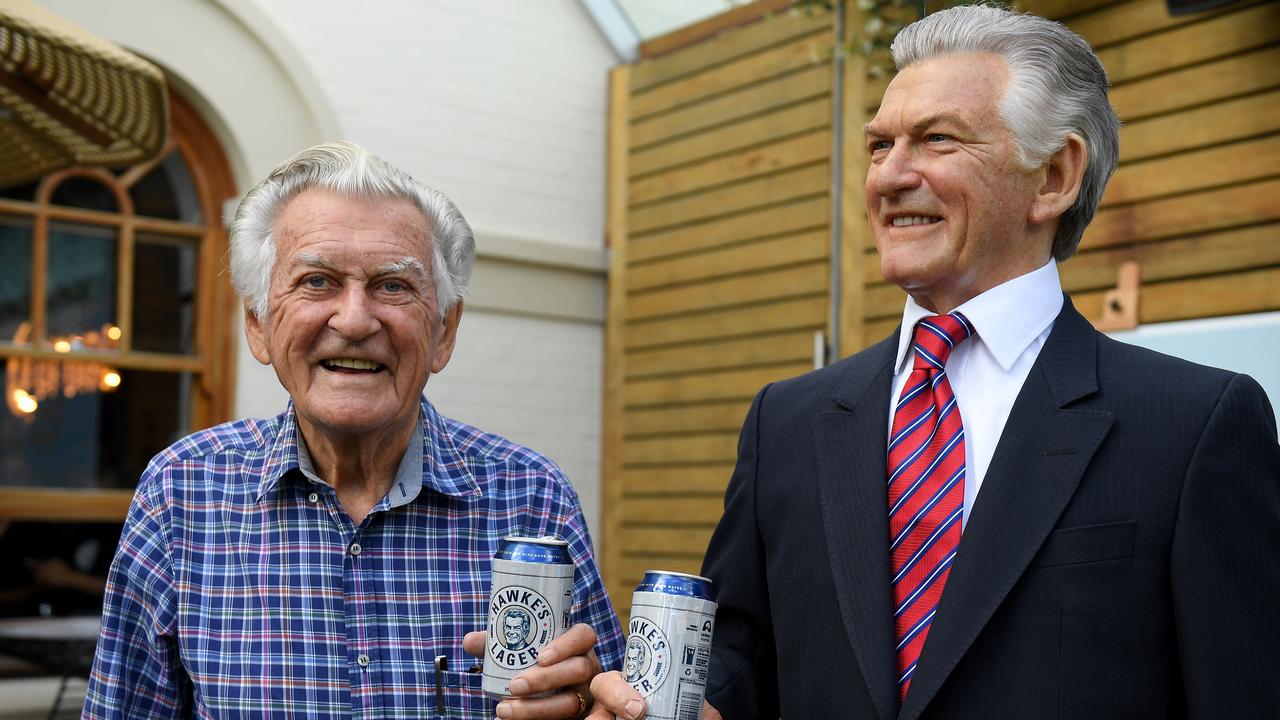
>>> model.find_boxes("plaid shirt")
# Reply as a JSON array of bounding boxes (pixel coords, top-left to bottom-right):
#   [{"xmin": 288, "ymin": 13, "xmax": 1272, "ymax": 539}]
[{"xmin": 84, "ymin": 397, "xmax": 623, "ymax": 718}]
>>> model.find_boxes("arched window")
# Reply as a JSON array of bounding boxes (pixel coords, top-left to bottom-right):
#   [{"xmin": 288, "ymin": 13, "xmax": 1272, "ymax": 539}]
[{"xmin": 0, "ymin": 91, "xmax": 237, "ymax": 521}]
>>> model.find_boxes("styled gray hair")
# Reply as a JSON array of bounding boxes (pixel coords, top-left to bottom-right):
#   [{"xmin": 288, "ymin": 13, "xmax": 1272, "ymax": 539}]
[
  {"xmin": 229, "ymin": 141, "xmax": 475, "ymax": 318},
  {"xmin": 891, "ymin": 5, "xmax": 1120, "ymax": 260}
]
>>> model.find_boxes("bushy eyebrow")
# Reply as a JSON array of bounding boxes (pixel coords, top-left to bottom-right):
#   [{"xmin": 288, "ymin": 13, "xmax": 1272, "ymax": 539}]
[
  {"xmin": 863, "ymin": 111, "xmax": 974, "ymax": 139},
  {"xmin": 289, "ymin": 253, "xmax": 430, "ymax": 285}
]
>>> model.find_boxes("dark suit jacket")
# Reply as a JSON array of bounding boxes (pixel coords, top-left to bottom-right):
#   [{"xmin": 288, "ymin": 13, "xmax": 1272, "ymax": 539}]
[{"xmin": 702, "ymin": 299, "xmax": 1280, "ymax": 719}]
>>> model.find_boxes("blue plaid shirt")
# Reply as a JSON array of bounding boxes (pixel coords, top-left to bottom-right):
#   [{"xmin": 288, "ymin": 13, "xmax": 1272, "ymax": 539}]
[{"xmin": 85, "ymin": 397, "xmax": 623, "ymax": 718}]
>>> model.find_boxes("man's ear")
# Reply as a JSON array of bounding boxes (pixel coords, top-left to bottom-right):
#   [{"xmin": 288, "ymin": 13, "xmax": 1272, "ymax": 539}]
[
  {"xmin": 430, "ymin": 301, "xmax": 464, "ymax": 375},
  {"xmin": 1029, "ymin": 133, "xmax": 1087, "ymax": 225},
  {"xmin": 243, "ymin": 304, "xmax": 273, "ymax": 365}
]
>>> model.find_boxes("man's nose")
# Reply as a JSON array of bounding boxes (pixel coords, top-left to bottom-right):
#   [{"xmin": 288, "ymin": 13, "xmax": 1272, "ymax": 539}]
[
  {"xmin": 868, "ymin": 143, "xmax": 922, "ymax": 197},
  {"xmin": 328, "ymin": 285, "xmax": 380, "ymax": 339}
]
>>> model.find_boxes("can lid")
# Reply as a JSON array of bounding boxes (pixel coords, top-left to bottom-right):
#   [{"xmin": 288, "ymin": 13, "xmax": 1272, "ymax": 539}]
[
  {"xmin": 502, "ymin": 535, "xmax": 569, "ymax": 546},
  {"xmin": 637, "ymin": 570, "xmax": 714, "ymax": 600}
]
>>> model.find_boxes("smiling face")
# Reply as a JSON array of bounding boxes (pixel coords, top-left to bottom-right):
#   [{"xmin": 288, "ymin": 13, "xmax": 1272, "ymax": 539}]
[
  {"xmin": 864, "ymin": 53, "xmax": 1052, "ymax": 312},
  {"xmin": 244, "ymin": 188, "xmax": 460, "ymax": 443},
  {"xmin": 503, "ymin": 611, "xmax": 529, "ymax": 648}
]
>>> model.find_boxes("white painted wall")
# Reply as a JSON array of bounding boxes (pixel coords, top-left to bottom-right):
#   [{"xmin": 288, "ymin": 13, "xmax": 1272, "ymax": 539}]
[{"xmin": 42, "ymin": 0, "xmax": 615, "ymax": 542}]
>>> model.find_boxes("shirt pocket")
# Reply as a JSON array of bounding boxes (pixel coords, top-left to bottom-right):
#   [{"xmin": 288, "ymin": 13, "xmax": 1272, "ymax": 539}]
[
  {"xmin": 1030, "ymin": 520, "xmax": 1135, "ymax": 569},
  {"xmin": 435, "ymin": 667, "xmax": 491, "ymax": 718}
]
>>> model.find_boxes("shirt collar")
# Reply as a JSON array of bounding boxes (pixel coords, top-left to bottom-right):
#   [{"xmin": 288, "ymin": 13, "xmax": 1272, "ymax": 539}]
[
  {"xmin": 893, "ymin": 260, "xmax": 1064, "ymax": 374},
  {"xmin": 256, "ymin": 396, "xmax": 481, "ymax": 503}
]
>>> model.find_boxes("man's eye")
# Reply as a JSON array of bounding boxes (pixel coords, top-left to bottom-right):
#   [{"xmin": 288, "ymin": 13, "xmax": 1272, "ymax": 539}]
[
  {"xmin": 382, "ymin": 280, "xmax": 405, "ymax": 293},
  {"xmin": 869, "ymin": 140, "xmax": 892, "ymax": 153},
  {"xmin": 305, "ymin": 275, "xmax": 328, "ymax": 288},
  {"xmin": 927, "ymin": 134, "xmax": 951, "ymax": 143}
]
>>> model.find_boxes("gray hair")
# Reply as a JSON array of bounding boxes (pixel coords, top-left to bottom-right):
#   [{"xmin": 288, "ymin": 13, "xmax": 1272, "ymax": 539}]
[
  {"xmin": 229, "ymin": 141, "xmax": 475, "ymax": 318},
  {"xmin": 891, "ymin": 5, "xmax": 1120, "ymax": 259}
]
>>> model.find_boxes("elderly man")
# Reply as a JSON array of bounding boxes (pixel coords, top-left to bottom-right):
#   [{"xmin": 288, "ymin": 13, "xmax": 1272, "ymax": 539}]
[
  {"xmin": 591, "ymin": 6, "xmax": 1280, "ymax": 719},
  {"xmin": 85, "ymin": 142, "xmax": 623, "ymax": 719}
]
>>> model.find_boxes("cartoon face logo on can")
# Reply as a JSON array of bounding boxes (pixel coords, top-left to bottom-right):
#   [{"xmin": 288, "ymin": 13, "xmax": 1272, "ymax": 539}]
[
  {"xmin": 623, "ymin": 615, "xmax": 670, "ymax": 698},
  {"xmin": 488, "ymin": 585, "xmax": 556, "ymax": 669}
]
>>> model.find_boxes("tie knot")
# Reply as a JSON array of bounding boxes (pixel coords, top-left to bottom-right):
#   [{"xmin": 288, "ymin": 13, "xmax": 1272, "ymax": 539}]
[{"xmin": 911, "ymin": 312, "xmax": 973, "ymax": 371}]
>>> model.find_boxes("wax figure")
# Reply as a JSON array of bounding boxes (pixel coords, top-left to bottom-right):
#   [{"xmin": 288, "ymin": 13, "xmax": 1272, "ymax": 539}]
[
  {"xmin": 590, "ymin": 6, "xmax": 1280, "ymax": 719},
  {"xmin": 85, "ymin": 142, "xmax": 623, "ymax": 719}
]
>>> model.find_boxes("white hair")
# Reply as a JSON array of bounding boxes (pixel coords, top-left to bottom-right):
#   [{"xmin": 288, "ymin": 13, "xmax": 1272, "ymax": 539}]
[
  {"xmin": 891, "ymin": 5, "xmax": 1120, "ymax": 259},
  {"xmin": 229, "ymin": 141, "xmax": 475, "ymax": 318}
]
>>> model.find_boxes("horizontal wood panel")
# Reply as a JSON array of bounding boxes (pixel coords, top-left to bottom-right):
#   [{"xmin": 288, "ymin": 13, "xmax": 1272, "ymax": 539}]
[
  {"xmin": 630, "ymin": 98, "xmax": 831, "ymax": 178},
  {"xmin": 1095, "ymin": 3, "xmax": 1280, "ymax": 83},
  {"xmin": 629, "ymin": 195, "xmax": 827, "ymax": 260},
  {"xmin": 628, "ymin": 262, "xmax": 828, "ymax": 320},
  {"xmin": 0, "ymin": 489, "xmax": 133, "ymax": 521},
  {"xmin": 1070, "ymin": 0, "xmax": 1238, "ymax": 50},
  {"xmin": 625, "ymin": 295, "xmax": 827, "ymax": 349},
  {"xmin": 625, "ymin": 401, "xmax": 754, "ymax": 437},
  {"xmin": 631, "ymin": 64, "xmax": 831, "ymax": 149},
  {"xmin": 1020, "ymin": 0, "xmax": 1121, "ymax": 20},
  {"xmin": 621, "ymin": 465, "xmax": 736, "ymax": 493},
  {"xmin": 629, "ymin": 230, "xmax": 827, "ymax": 292},
  {"xmin": 623, "ymin": 433, "xmax": 740, "ymax": 465},
  {"xmin": 626, "ymin": 329, "xmax": 817, "ymax": 378},
  {"xmin": 627, "ymin": 362, "xmax": 813, "ymax": 408},
  {"xmin": 1136, "ymin": 266, "xmax": 1280, "ymax": 322},
  {"xmin": 862, "ymin": 317, "xmax": 900, "ymax": 349},
  {"xmin": 630, "ymin": 129, "xmax": 831, "ymax": 205},
  {"xmin": 629, "ymin": 163, "xmax": 828, "ymax": 235},
  {"xmin": 631, "ymin": 32, "xmax": 833, "ymax": 120},
  {"xmin": 632, "ymin": 6, "xmax": 829, "ymax": 92},
  {"xmin": 621, "ymin": 497, "xmax": 726, "ymax": 524},
  {"xmin": 1110, "ymin": 46, "xmax": 1280, "ymax": 122},
  {"xmin": 1104, "ymin": 134, "xmax": 1280, "ymax": 206},
  {"xmin": 865, "ymin": 281, "xmax": 907, "ymax": 320},
  {"xmin": 1119, "ymin": 89, "xmax": 1280, "ymax": 163},
  {"xmin": 1085, "ymin": 177, "xmax": 1280, "ymax": 249},
  {"xmin": 1065, "ymin": 224, "xmax": 1280, "ymax": 292},
  {"xmin": 620, "ymin": 526, "xmax": 717, "ymax": 556}
]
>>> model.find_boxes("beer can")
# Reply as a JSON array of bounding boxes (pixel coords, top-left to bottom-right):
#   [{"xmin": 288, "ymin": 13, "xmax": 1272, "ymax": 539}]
[
  {"xmin": 620, "ymin": 571, "xmax": 717, "ymax": 720},
  {"xmin": 482, "ymin": 535, "xmax": 575, "ymax": 698}
]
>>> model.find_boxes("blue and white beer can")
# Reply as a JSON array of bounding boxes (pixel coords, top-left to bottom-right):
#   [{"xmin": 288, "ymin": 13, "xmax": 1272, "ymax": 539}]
[
  {"xmin": 620, "ymin": 571, "xmax": 717, "ymax": 720},
  {"xmin": 483, "ymin": 535, "xmax": 575, "ymax": 698}
]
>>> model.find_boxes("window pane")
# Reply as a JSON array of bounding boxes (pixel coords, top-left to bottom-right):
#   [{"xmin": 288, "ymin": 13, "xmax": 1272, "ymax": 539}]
[
  {"xmin": 49, "ymin": 177, "xmax": 118, "ymax": 213},
  {"xmin": 0, "ymin": 367, "xmax": 191, "ymax": 490},
  {"xmin": 0, "ymin": 216, "xmax": 32, "ymax": 343},
  {"xmin": 0, "ymin": 181, "xmax": 38, "ymax": 202},
  {"xmin": 132, "ymin": 235, "xmax": 198, "ymax": 354},
  {"xmin": 47, "ymin": 222, "xmax": 118, "ymax": 340},
  {"xmin": 129, "ymin": 151, "xmax": 203, "ymax": 223}
]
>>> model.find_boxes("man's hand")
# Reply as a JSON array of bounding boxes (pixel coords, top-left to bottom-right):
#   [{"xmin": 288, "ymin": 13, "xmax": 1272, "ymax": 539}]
[
  {"xmin": 463, "ymin": 623, "xmax": 603, "ymax": 719},
  {"xmin": 585, "ymin": 671, "xmax": 722, "ymax": 720}
]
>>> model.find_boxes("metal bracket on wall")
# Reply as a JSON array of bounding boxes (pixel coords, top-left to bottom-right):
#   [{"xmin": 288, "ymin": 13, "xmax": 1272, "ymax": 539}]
[{"xmin": 1094, "ymin": 260, "xmax": 1141, "ymax": 332}]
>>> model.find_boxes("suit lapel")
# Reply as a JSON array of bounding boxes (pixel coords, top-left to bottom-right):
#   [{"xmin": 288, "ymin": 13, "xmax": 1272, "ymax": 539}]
[
  {"xmin": 814, "ymin": 333, "xmax": 900, "ymax": 720},
  {"xmin": 899, "ymin": 300, "xmax": 1114, "ymax": 720}
]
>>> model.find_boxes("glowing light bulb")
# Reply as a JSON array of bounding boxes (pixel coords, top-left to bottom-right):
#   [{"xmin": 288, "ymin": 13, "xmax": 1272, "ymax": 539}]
[
  {"xmin": 53, "ymin": 339, "xmax": 71, "ymax": 353},
  {"xmin": 105, "ymin": 325, "xmax": 122, "ymax": 341},
  {"xmin": 102, "ymin": 371, "xmax": 121, "ymax": 389},
  {"xmin": 13, "ymin": 390, "xmax": 37, "ymax": 414}
]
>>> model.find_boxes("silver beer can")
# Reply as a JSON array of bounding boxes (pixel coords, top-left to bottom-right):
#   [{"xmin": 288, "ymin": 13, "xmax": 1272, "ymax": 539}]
[
  {"xmin": 482, "ymin": 535, "xmax": 575, "ymax": 698},
  {"xmin": 620, "ymin": 571, "xmax": 716, "ymax": 720}
]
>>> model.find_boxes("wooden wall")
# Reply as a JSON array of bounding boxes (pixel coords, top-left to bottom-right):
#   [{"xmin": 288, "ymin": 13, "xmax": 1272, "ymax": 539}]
[
  {"xmin": 604, "ymin": 0, "xmax": 1280, "ymax": 610},
  {"xmin": 603, "ymin": 5, "xmax": 835, "ymax": 611}
]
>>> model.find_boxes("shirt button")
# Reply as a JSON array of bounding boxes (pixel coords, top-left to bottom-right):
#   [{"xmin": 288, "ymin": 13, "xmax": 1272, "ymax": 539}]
[
  {"xmin": 357, "ymin": 653, "xmax": 370, "ymax": 668},
  {"xmin": 349, "ymin": 542, "xmax": 362, "ymax": 556},
  {"xmin": 307, "ymin": 492, "xmax": 319, "ymax": 503}
]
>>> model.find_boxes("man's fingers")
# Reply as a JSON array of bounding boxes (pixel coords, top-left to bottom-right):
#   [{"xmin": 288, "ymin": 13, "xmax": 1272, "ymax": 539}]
[
  {"xmin": 589, "ymin": 671, "xmax": 646, "ymax": 720},
  {"xmin": 462, "ymin": 630, "xmax": 487, "ymax": 659},
  {"xmin": 703, "ymin": 700, "xmax": 722, "ymax": 720},
  {"xmin": 495, "ymin": 687, "xmax": 586, "ymax": 720},
  {"xmin": 537, "ymin": 623, "xmax": 598, "ymax": 666},
  {"xmin": 510, "ymin": 654, "xmax": 596, "ymax": 696}
]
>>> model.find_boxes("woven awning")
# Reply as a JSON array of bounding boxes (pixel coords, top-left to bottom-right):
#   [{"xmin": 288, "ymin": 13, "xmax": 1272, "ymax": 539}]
[{"xmin": 0, "ymin": 0, "xmax": 168, "ymax": 188}]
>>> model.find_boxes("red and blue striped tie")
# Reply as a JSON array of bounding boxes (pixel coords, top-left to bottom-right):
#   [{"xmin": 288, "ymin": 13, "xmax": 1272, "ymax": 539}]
[{"xmin": 887, "ymin": 312, "xmax": 973, "ymax": 702}]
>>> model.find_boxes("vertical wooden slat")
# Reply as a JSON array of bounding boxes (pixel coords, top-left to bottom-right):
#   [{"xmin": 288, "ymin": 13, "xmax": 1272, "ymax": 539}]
[
  {"xmin": 602, "ymin": 64, "xmax": 631, "ymax": 595},
  {"xmin": 117, "ymin": 218, "xmax": 135, "ymax": 352},
  {"xmin": 838, "ymin": 0, "xmax": 873, "ymax": 358}
]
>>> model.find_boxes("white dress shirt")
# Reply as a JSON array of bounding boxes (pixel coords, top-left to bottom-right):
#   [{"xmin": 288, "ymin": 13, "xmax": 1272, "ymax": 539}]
[{"xmin": 888, "ymin": 260, "xmax": 1064, "ymax": 527}]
